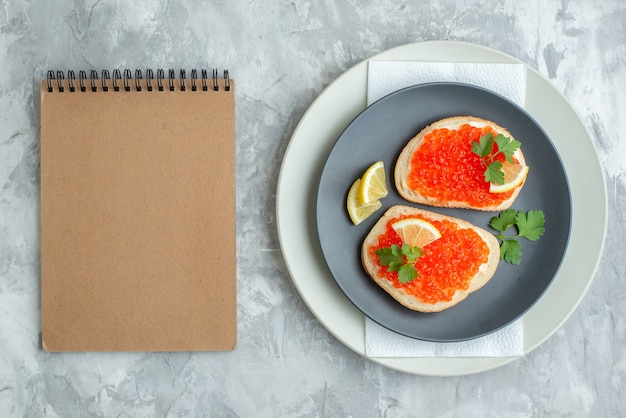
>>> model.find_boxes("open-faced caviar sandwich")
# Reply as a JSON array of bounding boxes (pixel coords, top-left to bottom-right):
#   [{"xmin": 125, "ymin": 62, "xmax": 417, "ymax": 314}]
[
  {"xmin": 395, "ymin": 116, "xmax": 528, "ymax": 211},
  {"xmin": 361, "ymin": 205, "xmax": 500, "ymax": 312}
]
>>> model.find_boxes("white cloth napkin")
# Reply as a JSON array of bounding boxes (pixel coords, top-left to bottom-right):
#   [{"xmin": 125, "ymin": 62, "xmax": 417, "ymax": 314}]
[{"xmin": 364, "ymin": 60, "xmax": 526, "ymax": 358}]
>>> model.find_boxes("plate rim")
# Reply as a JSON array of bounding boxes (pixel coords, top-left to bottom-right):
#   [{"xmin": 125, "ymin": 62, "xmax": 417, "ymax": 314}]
[
  {"xmin": 315, "ymin": 80, "xmax": 572, "ymax": 342},
  {"xmin": 276, "ymin": 40, "xmax": 608, "ymax": 376}
]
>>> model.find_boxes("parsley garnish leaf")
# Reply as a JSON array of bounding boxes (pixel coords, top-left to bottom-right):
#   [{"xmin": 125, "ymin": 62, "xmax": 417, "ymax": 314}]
[
  {"xmin": 398, "ymin": 264, "xmax": 418, "ymax": 283},
  {"xmin": 489, "ymin": 209, "xmax": 546, "ymax": 265},
  {"xmin": 402, "ymin": 243, "xmax": 423, "ymax": 261},
  {"xmin": 471, "ymin": 132, "xmax": 494, "ymax": 158},
  {"xmin": 489, "ymin": 209, "xmax": 518, "ymax": 233},
  {"xmin": 375, "ymin": 243, "xmax": 423, "ymax": 284},
  {"xmin": 472, "ymin": 133, "xmax": 521, "ymax": 185},
  {"xmin": 484, "ymin": 160, "xmax": 504, "ymax": 185},
  {"xmin": 516, "ymin": 210, "xmax": 545, "ymax": 241},
  {"xmin": 494, "ymin": 134, "xmax": 521, "ymax": 164},
  {"xmin": 376, "ymin": 246, "xmax": 401, "ymax": 268},
  {"xmin": 500, "ymin": 240, "xmax": 522, "ymax": 265}
]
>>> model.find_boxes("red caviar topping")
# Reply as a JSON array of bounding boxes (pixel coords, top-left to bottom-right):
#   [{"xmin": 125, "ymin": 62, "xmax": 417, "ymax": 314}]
[
  {"xmin": 369, "ymin": 214, "xmax": 489, "ymax": 304},
  {"xmin": 407, "ymin": 124, "xmax": 514, "ymax": 207}
]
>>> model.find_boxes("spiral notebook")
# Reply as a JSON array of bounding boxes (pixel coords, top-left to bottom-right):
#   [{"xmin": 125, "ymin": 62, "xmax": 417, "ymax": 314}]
[{"xmin": 40, "ymin": 69, "xmax": 236, "ymax": 352}]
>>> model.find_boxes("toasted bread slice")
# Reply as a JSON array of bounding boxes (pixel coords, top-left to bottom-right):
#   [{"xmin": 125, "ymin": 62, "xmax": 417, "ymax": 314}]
[
  {"xmin": 394, "ymin": 116, "xmax": 526, "ymax": 211},
  {"xmin": 361, "ymin": 205, "xmax": 500, "ymax": 313}
]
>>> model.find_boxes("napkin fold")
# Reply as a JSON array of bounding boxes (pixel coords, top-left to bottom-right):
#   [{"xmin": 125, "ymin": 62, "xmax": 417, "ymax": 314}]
[
  {"xmin": 365, "ymin": 60, "xmax": 526, "ymax": 358},
  {"xmin": 367, "ymin": 61, "xmax": 526, "ymax": 105},
  {"xmin": 365, "ymin": 317, "xmax": 523, "ymax": 357}
]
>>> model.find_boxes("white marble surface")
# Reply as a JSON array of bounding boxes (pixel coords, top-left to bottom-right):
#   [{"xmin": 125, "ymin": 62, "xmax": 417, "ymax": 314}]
[{"xmin": 0, "ymin": 0, "xmax": 624, "ymax": 416}]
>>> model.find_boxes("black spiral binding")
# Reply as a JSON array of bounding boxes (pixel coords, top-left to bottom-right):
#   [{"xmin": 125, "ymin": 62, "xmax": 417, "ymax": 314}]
[
  {"xmin": 102, "ymin": 70, "xmax": 110, "ymax": 92},
  {"xmin": 157, "ymin": 69, "xmax": 164, "ymax": 91},
  {"xmin": 67, "ymin": 70, "xmax": 76, "ymax": 92},
  {"xmin": 45, "ymin": 68, "xmax": 231, "ymax": 93},
  {"xmin": 90, "ymin": 70, "xmax": 98, "ymax": 92},
  {"xmin": 78, "ymin": 70, "xmax": 86, "ymax": 91},
  {"xmin": 112, "ymin": 69, "xmax": 122, "ymax": 91},
  {"xmin": 146, "ymin": 69, "xmax": 154, "ymax": 91}
]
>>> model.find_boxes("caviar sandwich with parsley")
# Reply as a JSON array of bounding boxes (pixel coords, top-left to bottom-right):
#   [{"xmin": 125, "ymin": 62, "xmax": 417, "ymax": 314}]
[
  {"xmin": 394, "ymin": 116, "xmax": 528, "ymax": 211},
  {"xmin": 362, "ymin": 205, "xmax": 500, "ymax": 313}
]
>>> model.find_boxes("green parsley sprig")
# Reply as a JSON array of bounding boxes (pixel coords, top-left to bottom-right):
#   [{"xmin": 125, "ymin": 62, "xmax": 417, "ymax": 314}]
[
  {"xmin": 375, "ymin": 243, "xmax": 423, "ymax": 283},
  {"xmin": 471, "ymin": 133, "xmax": 521, "ymax": 185},
  {"xmin": 489, "ymin": 209, "xmax": 545, "ymax": 265}
]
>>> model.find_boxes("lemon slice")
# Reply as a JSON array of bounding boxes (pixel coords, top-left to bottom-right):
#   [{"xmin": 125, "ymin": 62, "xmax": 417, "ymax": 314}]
[
  {"xmin": 489, "ymin": 162, "xmax": 529, "ymax": 193},
  {"xmin": 391, "ymin": 218, "xmax": 442, "ymax": 248},
  {"xmin": 347, "ymin": 178, "xmax": 382, "ymax": 225},
  {"xmin": 357, "ymin": 161, "xmax": 388, "ymax": 204}
]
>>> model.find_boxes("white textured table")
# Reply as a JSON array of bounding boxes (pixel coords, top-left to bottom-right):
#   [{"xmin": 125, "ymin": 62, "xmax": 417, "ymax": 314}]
[{"xmin": 1, "ymin": 1, "xmax": 623, "ymax": 416}]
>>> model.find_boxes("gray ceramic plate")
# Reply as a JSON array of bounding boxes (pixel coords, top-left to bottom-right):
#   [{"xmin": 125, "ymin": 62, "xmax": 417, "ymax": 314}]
[{"xmin": 316, "ymin": 82, "xmax": 571, "ymax": 342}]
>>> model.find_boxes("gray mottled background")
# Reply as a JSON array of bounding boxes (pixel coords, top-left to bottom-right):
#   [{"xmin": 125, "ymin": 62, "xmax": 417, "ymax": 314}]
[{"xmin": 1, "ymin": 0, "xmax": 625, "ymax": 416}]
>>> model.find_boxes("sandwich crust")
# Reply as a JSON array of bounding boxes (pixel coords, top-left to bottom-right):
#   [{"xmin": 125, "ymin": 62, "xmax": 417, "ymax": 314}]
[
  {"xmin": 361, "ymin": 205, "xmax": 500, "ymax": 312},
  {"xmin": 394, "ymin": 116, "xmax": 526, "ymax": 211}
]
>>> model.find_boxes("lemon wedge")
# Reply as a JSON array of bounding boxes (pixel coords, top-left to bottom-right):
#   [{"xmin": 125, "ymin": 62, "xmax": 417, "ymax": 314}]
[
  {"xmin": 489, "ymin": 162, "xmax": 529, "ymax": 193},
  {"xmin": 391, "ymin": 218, "xmax": 442, "ymax": 248},
  {"xmin": 357, "ymin": 161, "xmax": 388, "ymax": 204},
  {"xmin": 347, "ymin": 178, "xmax": 382, "ymax": 225}
]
